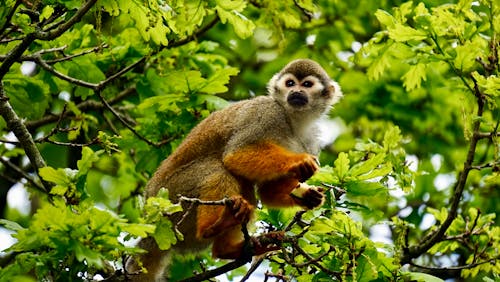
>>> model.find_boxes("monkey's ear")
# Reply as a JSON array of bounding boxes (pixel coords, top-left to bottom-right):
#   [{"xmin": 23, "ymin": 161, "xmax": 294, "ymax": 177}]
[
  {"xmin": 267, "ymin": 73, "xmax": 281, "ymax": 96},
  {"xmin": 327, "ymin": 80, "xmax": 343, "ymax": 105}
]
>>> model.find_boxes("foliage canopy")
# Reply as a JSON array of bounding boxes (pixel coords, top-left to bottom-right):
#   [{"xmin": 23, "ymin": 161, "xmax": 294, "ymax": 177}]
[{"xmin": 0, "ymin": 0, "xmax": 498, "ymax": 281}]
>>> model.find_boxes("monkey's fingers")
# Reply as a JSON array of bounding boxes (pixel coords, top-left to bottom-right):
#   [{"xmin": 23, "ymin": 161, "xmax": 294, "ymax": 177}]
[
  {"xmin": 290, "ymin": 184, "xmax": 325, "ymax": 209},
  {"xmin": 229, "ymin": 195, "xmax": 253, "ymax": 223}
]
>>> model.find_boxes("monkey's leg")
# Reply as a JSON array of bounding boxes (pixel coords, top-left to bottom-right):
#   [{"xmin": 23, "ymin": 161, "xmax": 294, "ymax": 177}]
[
  {"xmin": 211, "ymin": 225, "xmax": 246, "ymax": 259},
  {"xmin": 195, "ymin": 168, "xmax": 255, "ymax": 240},
  {"xmin": 223, "ymin": 141, "xmax": 319, "ymax": 183},
  {"xmin": 197, "ymin": 195, "xmax": 254, "ymax": 239}
]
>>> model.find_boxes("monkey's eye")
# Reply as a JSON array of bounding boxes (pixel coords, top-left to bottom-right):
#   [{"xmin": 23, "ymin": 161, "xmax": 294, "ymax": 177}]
[
  {"xmin": 285, "ymin": 80, "xmax": 295, "ymax": 87},
  {"xmin": 302, "ymin": 81, "xmax": 313, "ymax": 88}
]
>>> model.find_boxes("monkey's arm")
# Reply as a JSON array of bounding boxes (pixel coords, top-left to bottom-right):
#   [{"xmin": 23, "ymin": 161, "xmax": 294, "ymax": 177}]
[{"xmin": 223, "ymin": 141, "xmax": 319, "ymax": 183}]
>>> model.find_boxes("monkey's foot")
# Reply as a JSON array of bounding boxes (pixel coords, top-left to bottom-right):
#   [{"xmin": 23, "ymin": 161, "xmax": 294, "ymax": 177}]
[
  {"xmin": 251, "ymin": 231, "xmax": 285, "ymax": 256},
  {"xmin": 229, "ymin": 195, "xmax": 253, "ymax": 223},
  {"xmin": 202, "ymin": 195, "xmax": 254, "ymax": 238},
  {"xmin": 290, "ymin": 183, "xmax": 325, "ymax": 209}
]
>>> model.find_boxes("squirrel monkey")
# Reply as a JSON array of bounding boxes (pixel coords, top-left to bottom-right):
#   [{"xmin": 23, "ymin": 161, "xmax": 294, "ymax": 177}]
[{"xmin": 126, "ymin": 59, "xmax": 342, "ymax": 281}]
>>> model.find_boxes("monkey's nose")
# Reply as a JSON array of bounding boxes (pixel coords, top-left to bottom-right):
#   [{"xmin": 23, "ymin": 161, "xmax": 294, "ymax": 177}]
[{"xmin": 287, "ymin": 91, "xmax": 308, "ymax": 107}]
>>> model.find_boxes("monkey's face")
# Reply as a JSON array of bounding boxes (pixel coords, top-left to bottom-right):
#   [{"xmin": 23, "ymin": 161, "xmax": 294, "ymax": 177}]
[
  {"xmin": 268, "ymin": 59, "xmax": 342, "ymax": 116},
  {"xmin": 270, "ymin": 72, "xmax": 341, "ymax": 116}
]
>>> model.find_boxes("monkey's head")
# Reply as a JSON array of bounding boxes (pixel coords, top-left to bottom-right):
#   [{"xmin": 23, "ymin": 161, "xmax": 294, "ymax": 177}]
[{"xmin": 267, "ymin": 59, "xmax": 342, "ymax": 117}]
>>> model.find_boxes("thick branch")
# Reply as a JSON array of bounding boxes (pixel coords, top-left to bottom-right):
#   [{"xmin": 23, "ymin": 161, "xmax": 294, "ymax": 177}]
[
  {"xmin": 178, "ymin": 259, "xmax": 248, "ymax": 282},
  {"xmin": 0, "ymin": 33, "xmax": 35, "ymax": 79},
  {"xmin": 0, "ymin": 82, "xmax": 47, "ymax": 191}
]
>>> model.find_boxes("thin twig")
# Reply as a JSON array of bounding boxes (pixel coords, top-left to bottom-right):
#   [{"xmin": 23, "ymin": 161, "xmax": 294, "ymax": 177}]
[
  {"xmin": 0, "ymin": 157, "xmax": 45, "ymax": 192},
  {"xmin": 46, "ymin": 44, "xmax": 108, "ymax": 64},
  {"xmin": 95, "ymin": 89, "xmax": 175, "ymax": 147},
  {"xmin": 43, "ymin": 137, "xmax": 100, "ymax": 147},
  {"xmin": 0, "ymin": 0, "xmax": 22, "ymax": 38},
  {"xmin": 178, "ymin": 196, "xmax": 234, "ymax": 206},
  {"xmin": 25, "ymin": 86, "xmax": 136, "ymax": 130},
  {"xmin": 167, "ymin": 15, "xmax": 220, "ymax": 48},
  {"xmin": 240, "ymin": 256, "xmax": 265, "ymax": 282},
  {"xmin": 409, "ymin": 255, "xmax": 500, "ymax": 272},
  {"xmin": 34, "ymin": 0, "xmax": 98, "ymax": 41},
  {"xmin": 34, "ymin": 54, "xmax": 98, "ymax": 88}
]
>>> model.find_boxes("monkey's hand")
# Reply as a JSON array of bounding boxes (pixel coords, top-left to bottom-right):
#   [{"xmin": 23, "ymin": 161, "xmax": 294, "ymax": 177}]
[
  {"xmin": 289, "ymin": 154, "xmax": 320, "ymax": 182},
  {"xmin": 290, "ymin": 183, "xmax": 324, "ymax": 209}
]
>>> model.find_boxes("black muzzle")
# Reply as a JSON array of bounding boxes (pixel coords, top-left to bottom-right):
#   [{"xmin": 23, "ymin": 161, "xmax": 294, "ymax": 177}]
[{"xmin": 287, "ymin": 91, "xmax": 308, "ymax": 107}]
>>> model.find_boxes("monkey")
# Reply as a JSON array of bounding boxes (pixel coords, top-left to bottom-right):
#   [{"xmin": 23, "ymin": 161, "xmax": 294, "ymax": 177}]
[{"xmin": 125, "ymin": 59, "xmax": 342, "ymax": 281}]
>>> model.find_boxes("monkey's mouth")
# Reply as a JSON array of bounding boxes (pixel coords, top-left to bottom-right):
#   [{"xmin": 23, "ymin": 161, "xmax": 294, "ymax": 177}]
[{"xmin": 287, "ymin": 92, "xmax": 308, "ymax": 107}]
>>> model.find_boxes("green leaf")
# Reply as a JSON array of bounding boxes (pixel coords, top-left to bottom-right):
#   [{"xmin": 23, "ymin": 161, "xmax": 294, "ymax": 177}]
[
  {"xmin": 0, "ymin": 219, "xmax": 25, "ymax": 231},
  {"xmin": 472, "ymin": 71, "xmax": 500, "ymax": 97},
  {"xmin": 405, "ymin": 272, "xmax": 445, "ymax": 282},
  {"xmin": 310, "ymin": 217, "xmax": 335, "ymax": 234},
  {"xmin": 77, "ymin": 147, "xmax": 101, "ymax": 176},
  {"xmin": 453, "ymin": 43, "xmax": 480, "ymax": 72},
  {"xmin": 153, "ymin": 218, "xmax": 177, "ymax": 250},
  {"xmin": 100, "ymin": 0, "xmax": 120, "ymax": 16},
  {"xmin": 345, "ymin": 181, "xmax": 386, "ymax": 196},
  {"xmin": 216, "ymin": 0, "xmax": 255, "ymax": 38},
  {"xmin": 349, "ymin": 153, "xmax": 386, "ymax": 178},
  {"xmin": 67, "ymin": 57, "xmax": 106, "ymax": 99},
  {"xmin": 402, "ymin": 63, "xmax": 427, "ymax": 91},
  {"xmin": 383, "ymin": 126, "xmax": 402, "ymax": 151},
  {"xmin": 39, "ymin": 167, "xmax": 72, "ymax": 186},
  {"xmin": 3, "ymin": 74, "xmax": 49, "ymax": 120},
  {"xmin": 333, "ymin": 152, "xmax": 350, "ymax": 181},
  {"xmin": 427, "ymin": 207, "xmax": 448, "ymax": 223},
  {"xmin": 74, "ymin": 242, "xmax": 103, "ymax": 267},
  {"xmin": 428, "ymin": 240, "xmax": 461, "ymax": 254},
  {"xmin": 375, "ymin": 9, "xmax": 395, "ymax": 28},
  {"xmin": 122, "ymin": 223, "xmax": 156, "ymax": 238},
  {"xmin": 40, "ymin": 6, "xmax": 54, "ymax": 21},
  {"xmin": 366, "ymin": 44, "xmax": 392, "ymax": 80},
  {"xmin": 388, "ymin": 23, "xmax": 427, "ymax": 42},
  {"xmin": 196, "ymin": 94, "xmax": 230, "ymax": 111},
  {"xmin": 197, "ymin": 67, "xmax": 240, "ymax": 93}
]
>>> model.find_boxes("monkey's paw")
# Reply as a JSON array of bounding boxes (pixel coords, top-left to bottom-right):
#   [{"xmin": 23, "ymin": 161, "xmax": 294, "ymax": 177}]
[
  {"xmin": 290, "ymin": 183, "xmax": 324, "ymax": 209},
  {"xmin": 228, "ymin": 195, "xmax": 253, "ymax": 224},
  {"xmin": 290, "ymin": 154, "xmax": 320, "ymax": 182}
]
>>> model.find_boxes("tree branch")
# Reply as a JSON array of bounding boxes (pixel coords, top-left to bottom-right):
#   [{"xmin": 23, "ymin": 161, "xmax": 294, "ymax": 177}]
[
  {"xmin": 167, "ymin": 15, "xmax": 220, "ymax": 48},
  {"xmin": 34, "ymin": 0, "xmax": 98, "ymax": 41},
  {"xmin": 0, "ymin": 157, "xmax": 45, "ymax": 192},
  {"xmin": 0, "ymin": 82, "xmax": 48, "ymax": 191},
  {"xmin": 25, "ymin": 86, "xmax": 136, "ymax": 130},
  {"xmin": 409, "ymin": 255, "xmax": 500, "ymax": 273},
  {"xmin": 402, "ymin": 74, "xmax": 486, "ymax": 264},
  {"xmin": 95, "ymin": 89, "xmax": 174, "ymax": 148},
  {"xmin": 178, "ymin": 259, "xmax": 249, "ymax": 282},
  {"xmin": 0, "ymin": 0, "xmax": 22, "ymax": 38}
]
